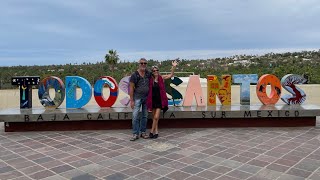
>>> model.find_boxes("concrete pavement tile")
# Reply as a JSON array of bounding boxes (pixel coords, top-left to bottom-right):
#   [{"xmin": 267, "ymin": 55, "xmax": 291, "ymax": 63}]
[
  {"xmin": 185, "ymin": 175, "xmax": 208, "ymax": 180},
  {"xmin": 266, "ymin": 163, "xmax": 290, "ymax": 172},
  {"xmin": 164, "ymin": 153, "xmax": 185, "ymax": 160},
  {"xmin": 69, "ymin": 159, "xmax": 93, "ymax": 168},
  {"xmin": 227, "ymin": 169, "xmax": 252, "ymax": 179},
  {"xmin": 72, "ymin": 173, "xmax": 97, "ymax": 180},
  {"xmin": 237, "ymin": 164, "xmax": 262, "ymax": 174},
  {"xmin": 41, "ymin": 174, "xmax": 68, "ymax": 180},
  {"xmin": 78, "ymin": 164, "xmax": 104, "ymax": 173},
  {"xmin": 0, "ymin": 165, "xmax": 15, "ymax": 173},
  {"xmin": 137, "ymin": 162, "xmax": 160, "ymax": 170},
  {"xmin": 218, "ymin": 159, "xmax": 243, "ymax": 169},
  {"xmin": 29, "ymin": 170, "xmax": 56, "ymax": 180},
  {"xmin": 197, "ymin": 170, "xmax": 222, "ymax": 179},
  {"xmin": 287, "ymin": 168, "xmax": 312, "ymax": 178},
  {"xmin": 215, "ymin": 175, "xmax": 240, "ymax": 180},
  {"xmin": 120, "ymin": 167, "xmax": 144, "ymax": 176},
  {"xmin": 104, "ymin": 172, "xmax": 128, "ymax": 180},
  {"xmin": 33, "ymin": 157, "xmax": 55, "ymax": 164},
  {"xmin": 19, "ymin": 165, "xmax": 45, "ymax": 175},
  {"xmin": 277, "ymin": 174, "xmax": 305, "ymax": 180},
  {"xmin": 180, "ymin": 165, "xmax": 204, "ymax": 174},
  {"xmin": 178, "ymin": 157, "xmax": 199, "ymax": 164},
  {"xmin": 254, "ymin": 169, "xmax": 283, "ymax": 179},
  {"xmin": 0, "ymin": 170, "xmax": 23, "ymax": 179},
  {"xmin": 134, "ymin": 171, "xmax": 160, "ymax": 180},
  {"xmin": 247, "ymin": 159, "xmax": 270, "ymax": 167},
  {"xmin": 203, "ymin": 156, "xmax": 225, "ymax": 164},
  {"xmin": 108, "ymin": 162, "xmax": 132, "ymax": 171},
  {"xmin": 112, "ymin": 155, "xmax": 134, "ymax": 162},
  {"xmin": 41, "ymin": 160, "xmax": 65, "ymax": 169},
  {"xmin": 230, "ymin": 155, "xmax": 252, "ymax": 163},
  {"xmin": 166, "ymin": 170, "xmax": 191, "ymax": 180},
  {"xmin": 87, "ymin": 155, "xmax": 108, "ymax": 163},
  {"xmin": 152, "ymin": 157, "xmax": 172, "ymax": 165},
  {"xmin": 90, "ymin": 167, "xmax": 116, "ymax": 178},
  {"xmin": 152, "ymin": 166, "xmax": 175, "ymax": 176},
  {"xmin": 192, "ymin": 161, "xmax": 215, "ymax": 169},
  {"xmin": 209, "ymin": 165, "xmax": 233, "ymax": 174},
  {"xmin": 190, "ymin": 152, "xmax": 209, "ymax": 160},
  {"xmin": 294, "ymin": 158, "xmax": 320, "ymax": 172},
  {"xmin": 50, "ymin": 164, "xmax": 74, "ymax": 173},
  {"xmin": 60, "ymin": 169, "xmax": 87, "ymax": 179},
  {"xmin": 97, "ymin": 159, "xmax": 121, "ymax": 167},
  {"xmin": 165, "ymin": 161, "xmax": 188, "ymax": 169}
]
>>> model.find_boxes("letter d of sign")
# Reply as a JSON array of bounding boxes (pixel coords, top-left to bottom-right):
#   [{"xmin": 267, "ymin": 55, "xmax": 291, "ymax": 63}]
[{"xmin": 66, "ymin": 76, "xmax": 92, "ymax": 108}]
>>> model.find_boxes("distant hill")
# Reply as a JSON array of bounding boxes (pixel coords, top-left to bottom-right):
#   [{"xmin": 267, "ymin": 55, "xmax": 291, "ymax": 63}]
[{"xmin": 1, "ymin": 50, "xmax": 319, "ymax": 89}]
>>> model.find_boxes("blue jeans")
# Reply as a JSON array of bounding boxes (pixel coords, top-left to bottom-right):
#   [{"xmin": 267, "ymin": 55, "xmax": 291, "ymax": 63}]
[{"xmin": 132, "ymin": 98, "xmax": 148, "ymax": 135}]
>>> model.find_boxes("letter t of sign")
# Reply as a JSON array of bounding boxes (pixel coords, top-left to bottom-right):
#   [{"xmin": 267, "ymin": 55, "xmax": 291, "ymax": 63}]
[{"xmin": 232, "ymin": 74, "xmax": 258, "ymax": 105}]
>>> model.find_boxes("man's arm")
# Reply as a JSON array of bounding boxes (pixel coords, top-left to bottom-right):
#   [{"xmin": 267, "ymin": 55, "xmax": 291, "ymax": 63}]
[{"xmin": 129, "ymin": 82, "xmax": 135, "ymax": 108}]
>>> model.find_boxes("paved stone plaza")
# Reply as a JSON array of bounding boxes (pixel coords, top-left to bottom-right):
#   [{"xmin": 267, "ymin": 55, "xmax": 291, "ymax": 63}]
[{"xmin": 1, "ymin": 119, "xmax": 320, "ymax": 180}]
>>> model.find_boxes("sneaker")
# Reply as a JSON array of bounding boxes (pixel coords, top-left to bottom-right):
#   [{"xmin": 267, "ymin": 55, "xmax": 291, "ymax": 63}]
[
  {"xmin": 153, "ymin": 134, "xmax": 158, "ymax": 139},
  {"xmin": 140, "ymin": 132, "xmax": 149, "ymax": 139},
  {"xmin": 149, "ymin": 132, "xmax": 154, "ymax": 138},
  {"xmin": 130, "ymin": 134, "xmax": 139, "ymax": 141}
]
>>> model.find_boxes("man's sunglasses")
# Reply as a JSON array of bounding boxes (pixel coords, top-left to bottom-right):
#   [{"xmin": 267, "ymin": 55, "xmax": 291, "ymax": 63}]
[{"xmin": 139, "ymin": 62, "xmax": 147, "ymax": 65}]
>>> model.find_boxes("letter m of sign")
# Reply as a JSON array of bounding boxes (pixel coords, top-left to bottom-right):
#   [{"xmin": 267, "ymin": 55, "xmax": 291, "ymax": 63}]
[{"xmin": 207, "ymin": 75, "xmax": 231, "ymax": 106}]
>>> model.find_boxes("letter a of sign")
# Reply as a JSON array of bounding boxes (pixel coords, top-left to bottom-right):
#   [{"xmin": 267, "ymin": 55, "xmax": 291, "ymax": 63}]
[
  {"xmin": 183, "ymin": 75, "xmax": 205, "ymax": 106},
  {"xmin": 207, "ymin": 75, "xmax": 231, "ymax": 105}
]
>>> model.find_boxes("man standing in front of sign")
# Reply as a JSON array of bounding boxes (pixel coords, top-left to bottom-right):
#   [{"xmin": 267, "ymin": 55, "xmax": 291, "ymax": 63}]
[{"xmin": 129, "ymin": 58, "xmax": 152, "ymax": 141}]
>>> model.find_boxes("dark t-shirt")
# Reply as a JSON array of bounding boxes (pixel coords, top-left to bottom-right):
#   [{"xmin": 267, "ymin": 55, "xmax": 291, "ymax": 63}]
[{"xmin": 130, "ymin": 70, "xmax": 151, "ymax": 99}]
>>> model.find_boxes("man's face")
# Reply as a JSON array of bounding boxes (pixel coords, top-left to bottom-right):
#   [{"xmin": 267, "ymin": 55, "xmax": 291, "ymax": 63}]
[{"xmin": 139, "ymin": 59, "xmax": 147, "ymax": 71}]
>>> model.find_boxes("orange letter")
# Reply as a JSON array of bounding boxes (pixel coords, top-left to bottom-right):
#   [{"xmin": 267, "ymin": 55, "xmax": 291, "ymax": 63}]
[{"xmin": 256, "ymin": 74, "xmax": 281, "ymax": 105}]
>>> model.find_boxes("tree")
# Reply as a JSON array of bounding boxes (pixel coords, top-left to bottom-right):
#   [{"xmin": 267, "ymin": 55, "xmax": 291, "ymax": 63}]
[{"xmin": 105, "ymin": 49, "xmax": 119, "ymax": 71}]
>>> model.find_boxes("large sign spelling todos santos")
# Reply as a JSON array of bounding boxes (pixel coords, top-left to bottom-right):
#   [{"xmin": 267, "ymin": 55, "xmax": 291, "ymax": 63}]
[{"xmin": 11, "ymin": 73, "xmax": 307, "ymax": 109}]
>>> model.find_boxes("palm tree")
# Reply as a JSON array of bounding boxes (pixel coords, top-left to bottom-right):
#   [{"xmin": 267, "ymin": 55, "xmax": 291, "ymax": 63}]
[{"xmin": 105, "ymin": 49, "xmax": 119, "ymax": 71}]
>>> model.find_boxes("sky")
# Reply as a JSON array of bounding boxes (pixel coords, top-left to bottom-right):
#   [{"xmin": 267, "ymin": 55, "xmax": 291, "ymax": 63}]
[{"xmin": 1, "ymin": 0, "xmax": 320, "ymax": 66}]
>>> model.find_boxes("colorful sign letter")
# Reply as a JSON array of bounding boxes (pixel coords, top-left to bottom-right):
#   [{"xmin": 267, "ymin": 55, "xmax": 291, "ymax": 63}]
[
  {"xmin": 38, "ymin": 76, "xmax": 65, "ymax": 108},
  {"xmin": 233, "ymin": 74, "xmax": 258, "ymax": 105},
  {"xmin": 94, "ymin": 76, "xmax": 119, "ymax": 107},
  {"xmin": 207, "ymin": 75, "xmax": 231, "ymax": 105},
  {"xmin": 183, "ymin": 75, "xmax": 205, "ymax": 106},
  {"xmin": 165, "ymin": 77, "xmax": 183, "ymax": 106},
  {"xmin": 281, "ymin": 74, "xmax": 307, "ymax": 105},
  {"xmin": 256, "ymin": 74, "xmax": 281, "ymax": 105},
  {"xmin": 119, "ymin": 76, "xmax": 131, "ymax": 106},
  {"xmin": 66, "ymin": 76, "xmax": 92, "ymax": 108},
  {"xmin": 11, "ymin": 76, "xmax": 40, "ymax": 108}
]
